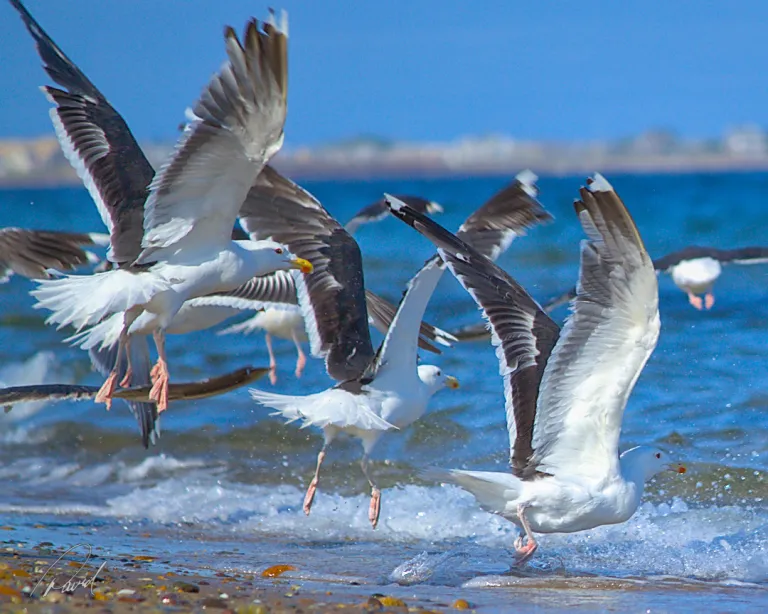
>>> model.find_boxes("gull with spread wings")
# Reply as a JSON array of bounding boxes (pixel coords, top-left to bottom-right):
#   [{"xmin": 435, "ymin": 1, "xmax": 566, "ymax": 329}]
[
  {"xmin": 385, "ymin": 174, "xmax": 685, "ymax": 564},
  {"xmin": 28, "ymin": 8, "xmax": 312, "ymax": 414}
]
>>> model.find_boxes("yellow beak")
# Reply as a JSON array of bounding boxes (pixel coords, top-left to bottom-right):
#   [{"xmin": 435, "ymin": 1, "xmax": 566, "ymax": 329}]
[
  {"xmin": 446, "ymin": 375, "xmax": 460, "ymax": 390},
  {"xmin": 290, "ymin": 257, "xmax": 313, "ymax": 275}
]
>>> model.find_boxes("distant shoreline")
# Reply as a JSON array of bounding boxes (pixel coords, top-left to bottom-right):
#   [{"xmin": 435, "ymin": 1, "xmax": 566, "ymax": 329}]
[{"xmin": 2, "ymin": 156, "xmax": 768, "ymax": 189}]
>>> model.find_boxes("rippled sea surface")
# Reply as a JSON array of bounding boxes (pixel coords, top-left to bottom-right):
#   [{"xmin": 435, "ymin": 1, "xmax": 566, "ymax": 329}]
[{"xmin": 1, "ymin": 172, "xmax": 767, "ymax": 611}]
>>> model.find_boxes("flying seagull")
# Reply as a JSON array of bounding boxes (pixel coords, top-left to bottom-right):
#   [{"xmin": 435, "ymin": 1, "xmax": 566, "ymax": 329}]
[
  {"xmin": 385, "ymin": 174, "xmax": 686, "ymax": 565},
  {"xmin": 29, "ymin": 11, "xmax": 313, "ymax": 414},
  {"xmin": 543, "ymin": 245, "xmax": 768, "ymax": 313},
  {"xmin": 242, "ymin": 166, "xmax": 460, "ymax": 528},
  {"xmin": 653, "ymin": 246, "xmax": 768, "ymax": 310},
  {"xmin": 0, "ymin": 228, "xmax": 107, "ymax": 282},
  {"xmin": 345, "ymin": 195, "xmax": 443, "ymax": 234}
]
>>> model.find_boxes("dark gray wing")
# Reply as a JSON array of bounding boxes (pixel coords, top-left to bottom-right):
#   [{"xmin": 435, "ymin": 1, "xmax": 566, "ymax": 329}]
[
  {"xmin": 10, "ymin": 0, "xmax": 152, "ymax": 265},
  {"xmin": 345, "ymin": 195, "xmax": 442, "ymax": 234},
  {"xmin": 239, "ymin": 165, "xmax": 376, "ymax": 381},
  {"xmin": 213, "ymin": 270, "xmax": 298, "ymax": 305},
  {"xmin": 456, "ymin": 170, "xmax": 552, "ymax": 259},
  {"xmin": 370, "ymin": 171, "xmax": 552, "ymax": 346},
  {"xmin": 0, "ymin": 228, "xmax": 102, "ymax": 281},
  {"xmin": 385, "ymin": 196, "xmax": 561, "ymax": 478}
]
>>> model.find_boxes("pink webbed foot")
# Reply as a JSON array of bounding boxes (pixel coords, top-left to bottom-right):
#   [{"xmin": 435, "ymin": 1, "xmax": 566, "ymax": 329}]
[
  {"xmin": 687, "ymin": 292, "xmax": 703, "ymax": 310},
  {"xmin": 95, "ymin": 371, "xmax": 119, "ymax": 410},
  {"xmin": 148, "ymin": 359, "xmax": 169, "ymax": 413},
  {"xmin": 704, "ymin": 292, "xmax": 715, "ymax": 310},
  {"xmin": 369, "ymin": 487, "xmax": 381, "ymax": 529},
  {"xmin": 513, "ymin": 535, "xmax": 538, "ymax": 567}
]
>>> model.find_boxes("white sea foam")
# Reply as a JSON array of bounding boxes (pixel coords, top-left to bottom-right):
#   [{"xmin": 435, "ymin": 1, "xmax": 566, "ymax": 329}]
[{"xmin": 59, "ymin": 477, "xmax": 768, "ymax": 584}]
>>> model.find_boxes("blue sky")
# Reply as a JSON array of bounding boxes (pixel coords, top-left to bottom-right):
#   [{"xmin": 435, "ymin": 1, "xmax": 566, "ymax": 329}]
[{"xmin": 1, "ymin": 0, "xmax": 767, "ymax": 147}]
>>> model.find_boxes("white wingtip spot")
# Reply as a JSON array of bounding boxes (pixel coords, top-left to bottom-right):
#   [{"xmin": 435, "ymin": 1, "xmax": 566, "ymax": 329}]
[
  {"xmin": 587, "ymin": 173, "xmax": 614, "ymax": 193},
  {"xmin": 515, "ymin": 169, "xmax": 538, "ymax": 197},
  {"xmin": 384, "ymin": 193, "xmax": 406, "ymax": 212},
  {"xmin": 88, "ymin": 232, "xmax": 111, "ymax": 246},
  {"xmin": 427, "ymin": 201, "xmax": 444, "ymax": 214}
]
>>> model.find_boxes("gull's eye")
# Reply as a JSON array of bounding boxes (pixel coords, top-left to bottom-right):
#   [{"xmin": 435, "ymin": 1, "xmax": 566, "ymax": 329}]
[
  {"xmin": 655, "ymin": 452, "xmax": 661, "ymax": 459},
  {"xmin": 436, "ymin": 370, "xmax": 441, "ymax": 376},
  {"xmin": 274, "ymin": 247, "xmax": 283, "ymax": 255}
]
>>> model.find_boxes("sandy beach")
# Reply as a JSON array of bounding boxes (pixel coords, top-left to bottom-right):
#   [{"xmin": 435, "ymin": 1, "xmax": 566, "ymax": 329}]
[{"xmin": 0, "ymin": 539, "xmax": 477, "ymax": 613}]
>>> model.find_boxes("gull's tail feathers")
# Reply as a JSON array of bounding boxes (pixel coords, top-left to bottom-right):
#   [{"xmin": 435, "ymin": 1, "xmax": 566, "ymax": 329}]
[
  {"xmin": 421, "ymin": 468, "xmax": 521, "ymax": 516},
  {"xmin": 88, "ymin": 335, "xmax": 159, "ymax": 448},
  {"xmin": 67, "ymin": 312, "xmax": 123, "ymax": 350},
  {"xmin": 249, "ymin": 387, "xmax": 395, "ymax": 432},
  {"xmin": 31, "ymin": 269, "xmax": 170, "ymax": 331}
]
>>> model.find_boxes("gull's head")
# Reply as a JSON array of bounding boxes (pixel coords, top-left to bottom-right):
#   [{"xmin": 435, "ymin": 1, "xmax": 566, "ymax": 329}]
[
  {"xmin": 246, "ymin": 240, "xmax": 313, "ymax": 276},
  {"xmin": 620, "ymin": 445, "xmax": 686, "ymax": 482},
  {"xmin": 417, "ymin": 365, "xmax": 459, "ymax": 394}
]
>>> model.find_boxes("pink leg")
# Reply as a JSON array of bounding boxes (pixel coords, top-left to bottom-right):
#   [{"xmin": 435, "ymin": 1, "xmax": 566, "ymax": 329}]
[
  {"xmin": 687, "ymin": 291, "xmax": 703, "ymax": 310},
  {"xmin": 265, "ymin": 333, "xmax": 278, "ymax": 385},
  {"xmin": 303, "ymin": 447, "xmax": 326, "ymax": 515},
  {"xmin": 704, "ymin": 292, "xmax": 715, "ymax": 310},
  {"xmin": 361, "ymin": 454, "xmax": 381, "ymax": 529},
  {"xmin": 119, "ymin": 336, "xmax": 133, "ymax": 388},
  {"xmin": 148, "ymin": 329, "xmax": 169, "ymax": 413},
  {"xmin": 513, "ymin": 505, "xmax": 538, "ymax": 566},
  {"xmin": 292, "ymin": 330, "xmax": 306, "ymax": 379}
]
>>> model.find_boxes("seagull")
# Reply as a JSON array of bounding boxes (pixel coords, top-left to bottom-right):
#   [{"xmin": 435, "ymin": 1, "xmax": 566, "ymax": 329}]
[
  {"xmin": 543, "ymin": 245, "xmax": 768, "ymax": 313},
  {"xmin": 29, "ymin": 11, "xmax": 313, "ymax": 414},
  {"xmin": 653, "ymin": 246, "xmax": 768, "ymax": 310},
  {"xmin": 344, "ymin": 195, "xmax": 443, "ymax": 234},
  {"xmin": 242, "ymin": 166, "xmax": 461, "ymax": 527},
  {"xmin": 385, "ymin": 174, "xmax": 686, "ymax": 565},
  {"xmin": 0, "ymin": 228, "xmax": 108, "ymax": 282}
]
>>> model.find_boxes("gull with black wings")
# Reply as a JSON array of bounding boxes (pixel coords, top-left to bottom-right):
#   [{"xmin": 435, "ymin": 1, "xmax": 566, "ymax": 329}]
[
  {"xmin": 385, "ymin": 174, "xmax": 686, "ymax": 565},
  {"xmin": 29, "ymin": 10, "xmax": 312, "ymax": 414}
]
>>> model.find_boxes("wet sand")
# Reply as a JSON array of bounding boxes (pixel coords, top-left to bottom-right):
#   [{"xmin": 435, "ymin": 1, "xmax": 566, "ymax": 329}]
[{"xmin": 0, "ymin": 541, "xmax": 475, "ymax": 613}]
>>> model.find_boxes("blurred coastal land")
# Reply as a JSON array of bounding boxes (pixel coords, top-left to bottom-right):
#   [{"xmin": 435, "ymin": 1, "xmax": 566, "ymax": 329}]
[{"xmin": 2, "ymin": 125, "xmax": 768, "ymax": 186}]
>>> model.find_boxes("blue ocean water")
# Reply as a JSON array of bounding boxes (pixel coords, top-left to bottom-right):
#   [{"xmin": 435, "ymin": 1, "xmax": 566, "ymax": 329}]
[{"xmin": 0, "ymin": 171, "xmax": 767, "ymax": 611}]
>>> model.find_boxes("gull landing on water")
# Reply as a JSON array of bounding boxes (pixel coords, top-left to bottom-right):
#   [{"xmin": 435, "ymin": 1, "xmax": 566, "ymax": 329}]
[{"xmin": 385, "ymin": 174, "xmax": 686, "ymax": 565}]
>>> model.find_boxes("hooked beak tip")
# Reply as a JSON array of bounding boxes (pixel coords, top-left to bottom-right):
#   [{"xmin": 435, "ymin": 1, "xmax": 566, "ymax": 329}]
[
  {"xmin": 446, "ymin": 376, "xmax": 460, "ymax": 390},
  {"xmin": 291, "ymin": 257, "xmax": 313, "ymax": 274}
]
